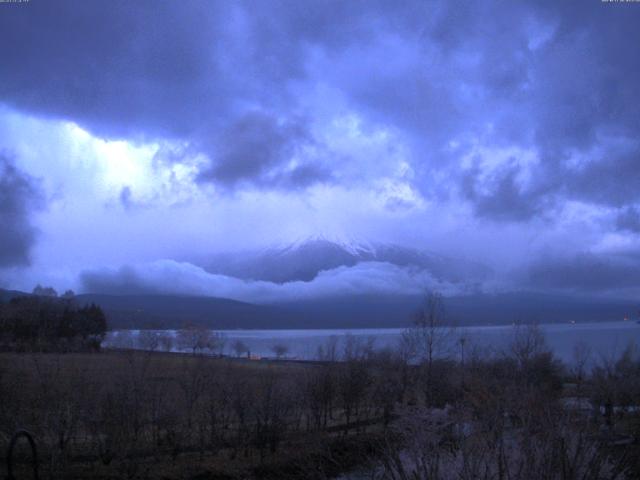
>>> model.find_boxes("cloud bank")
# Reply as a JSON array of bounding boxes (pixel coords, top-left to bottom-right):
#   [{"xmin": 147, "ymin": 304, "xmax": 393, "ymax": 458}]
[
  {"xmin": 80, "ymin": 260, "xmax": 463, "ymax": 304},
  {"xmin": 0, "ymin": 1, "xmax": 639, "ymax": 299}
]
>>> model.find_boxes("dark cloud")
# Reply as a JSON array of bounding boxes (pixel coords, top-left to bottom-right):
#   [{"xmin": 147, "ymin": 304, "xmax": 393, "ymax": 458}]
[
  {"xmin": 0, "ymin": 1, "xmax": 227, "ymax": 139},
  {"xmin": 566, "ymin": 149, "xmax": 640, "ymax": 208},
  {"xmin": 80, "ymin": 265, "xmax": 160, "ymax": 296},
  {"xmin": 617, "ymin": 207, "xmax": 640, "ymax": 234},
  {"xmin": 321, "ymin": 1, "xmax": 640, "ymax": 219},
  {"xmin": 461, "ymin": 163, "xmax": 550, "ymax": 222},
  {"xmin": 197, "ymin": 111, "xmax": 330, "ymax": 188},
  {"xmin": 1, "ymin": 0, "xmax": 640, "ymax": 214},
  {"xmin": 0, "ymin": 155, "xmax": 42, "ymax": 267},
  {"xmin": 280, "ymin": 164, "xmax": 333, "ymax": 189},
  {"xmin": 0, "ymin": 0, "xmax": 394, "ymax": 140}
]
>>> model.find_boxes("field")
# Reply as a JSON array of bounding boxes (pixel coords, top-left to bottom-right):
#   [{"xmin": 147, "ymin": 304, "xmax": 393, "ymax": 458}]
[
  {"xmin": 3, "ymin": 324, "xmax": 640, "ymax": 479},
  {"xmin": 0, "ymin": 350, "xmax": 391, "ymax": 479}
]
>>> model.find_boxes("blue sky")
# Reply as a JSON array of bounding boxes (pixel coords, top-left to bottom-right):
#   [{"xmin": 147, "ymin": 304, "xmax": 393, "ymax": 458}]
[{"xmin": 1, "ymin": 0, "xmax": 640, "ymax": 300}]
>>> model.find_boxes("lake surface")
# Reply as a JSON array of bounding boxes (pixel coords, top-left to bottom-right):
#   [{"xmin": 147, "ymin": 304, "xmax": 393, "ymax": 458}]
[{"xmin": 105, "ymin": 321, "xmax": 640, "ymax": 365}]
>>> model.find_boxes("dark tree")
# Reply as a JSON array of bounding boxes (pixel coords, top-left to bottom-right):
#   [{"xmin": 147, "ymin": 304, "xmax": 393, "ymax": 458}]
[{"xmin": 0, "ymin": 296, "xmax": 107, "ymax": 352}]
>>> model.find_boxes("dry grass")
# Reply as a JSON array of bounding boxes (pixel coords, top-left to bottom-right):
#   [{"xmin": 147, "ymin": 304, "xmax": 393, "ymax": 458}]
[{"xmin": 0, "ymin": 351, "xmax": 380, "ymax": 479}]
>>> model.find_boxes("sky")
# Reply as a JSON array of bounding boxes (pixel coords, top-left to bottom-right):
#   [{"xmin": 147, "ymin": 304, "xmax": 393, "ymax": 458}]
[{"xmin": 1, "ymin": 0, "xmax": 640, "ymax": 302}]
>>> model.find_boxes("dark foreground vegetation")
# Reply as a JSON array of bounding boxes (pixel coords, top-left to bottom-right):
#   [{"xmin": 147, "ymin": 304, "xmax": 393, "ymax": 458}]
[
  {"xmin": 2, "ymin": 293, "xmax": 640, "ymax": 479},
  {"xmin": 0, "ymin": 294, "xmax": 107, "ymax": 352},
  {"xmin": 2, "ymin": 329, "xmax": 640, "ymax": 479}
]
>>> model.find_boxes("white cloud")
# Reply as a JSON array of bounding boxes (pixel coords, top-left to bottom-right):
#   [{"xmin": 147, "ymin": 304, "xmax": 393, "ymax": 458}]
[{"xmin": 80, "ymin": 259, "xmax": 464, "ymax": 303}]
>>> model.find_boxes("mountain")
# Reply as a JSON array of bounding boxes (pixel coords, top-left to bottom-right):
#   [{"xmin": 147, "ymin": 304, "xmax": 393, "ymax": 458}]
[
  {"xmin": 75, "ymin": 293, "xmax": 293, "ymax": 330},
  {"xmin": 194, "ymin": 236, "xmax": 492, "ymax": 284},
  {"xmin": 69, "ymin": 291, "xmax": 640, "ymax": 329},
  {"xmin": 273, "ymin": 291, "xmax": 637, "ymax": 328},
  {"xmin": 1, "ymin": 288, "xmax": 636, "ymax": 330},
  {"xmin": 0, "ymin": 288, "xmax": 30, "ymax": 302},
  {"xmin": 0, "ymin": 288, "xmax": 294, "ymax": 329}
]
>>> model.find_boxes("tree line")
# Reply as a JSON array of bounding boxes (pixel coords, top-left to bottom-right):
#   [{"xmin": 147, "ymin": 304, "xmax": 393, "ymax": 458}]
[
  {"xmin": 2, "ymin": 326, "xmax": 640, "ymax": 478},
  {"xmin": 0, "ymin": 289, "xmax": 107, "ymax": 352}
]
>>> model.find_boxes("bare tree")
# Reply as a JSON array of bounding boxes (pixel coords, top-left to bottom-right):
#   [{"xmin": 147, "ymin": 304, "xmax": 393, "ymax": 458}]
[
  {"xmin": 208, "ymin": 331, "xmax": 227, "ymax": 357},
  {"xmin": 402, "ymin": 291, "xmax": 455, "ymax": 405},
  {"xmin": 316, "ymin": 335, "xmax": 339, "ymax": 362},
  {"xmin": 302, "ymin": 365, "xmax": 337, "ymax": 431},
  {"xmin": 343, "ymin": 334, "xmax": 376, "ymax": 362},
  {"xmin": 157, "ymin": 331, "xmax": 174, "ymax": 352},
  {"xmin": 508, "ymin": 323, "xmax": 548, "ymax": 367},
  {"xmin": 271, "ymin": 343, "xmax": 289, "ymax": 360},
  {"xmin": 338, "ymin": 355, "xmax": 372, "ymax": 433},
  {"xmin": 138, "ymin": 330, "xmax": 160, "ymax": 352},
  {"xmin": 176, "ymin": 357, "xmax": 207, "ymax": 438},
  {"xmin": 232, "ymin": 339, "xmax": 249, "ymax": 358},
  {"xmin": 177, "ymin": 325, "xmax": 221, "ymax": 355},
  {"xmin": 252, "ymin": 371, "xmax": 295, "ymax": 459},
  {"xmin": 571, "ymin": 340, "xmax": 592, "ymax": 394},
  {"xmin": 403, "ymin": 291, "xmax": 455, "ymax": 369}
]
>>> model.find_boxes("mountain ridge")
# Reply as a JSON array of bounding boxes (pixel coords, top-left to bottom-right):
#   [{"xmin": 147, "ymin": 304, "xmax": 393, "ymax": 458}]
[{"xmin": 2, "ymin": 288, "xmax": 636, "ymax": 330}]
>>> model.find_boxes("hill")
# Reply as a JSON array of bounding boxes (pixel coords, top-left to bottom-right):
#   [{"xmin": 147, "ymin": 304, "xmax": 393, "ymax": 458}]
[
  {"xmin": 2, "ymin": 289, "xmax": 636, "ymax": 330},
  {"xmin": 75, "ymin": 293, "xmax": 293, "ymax": 329}
]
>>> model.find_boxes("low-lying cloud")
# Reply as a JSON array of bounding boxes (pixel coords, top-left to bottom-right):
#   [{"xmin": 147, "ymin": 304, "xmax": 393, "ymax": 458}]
[{"xmin": 80, "ymin": 260, "xmax": 468, "ymax": 304}]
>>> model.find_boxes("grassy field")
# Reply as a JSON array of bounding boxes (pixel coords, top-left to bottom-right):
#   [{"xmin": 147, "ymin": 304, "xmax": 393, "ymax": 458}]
[
  {"xmin": 0, "ymin": 350, "xmax": 390, "ymax": 479},
  {"xmin": 3, "ymin": 329, "xmax": 640, "ymax": 479}
]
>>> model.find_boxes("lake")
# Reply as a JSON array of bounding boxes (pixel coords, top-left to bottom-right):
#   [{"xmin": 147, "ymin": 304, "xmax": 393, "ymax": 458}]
[{"xmin": 105, "ymin": 320, "xmax": 640, "ymax": 366}]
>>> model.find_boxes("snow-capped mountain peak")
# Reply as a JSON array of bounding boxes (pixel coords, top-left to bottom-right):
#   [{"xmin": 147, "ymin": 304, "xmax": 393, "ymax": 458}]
[{"xmin": 196, "ymin": 237, "xmax": 492, "ymax": 285}]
